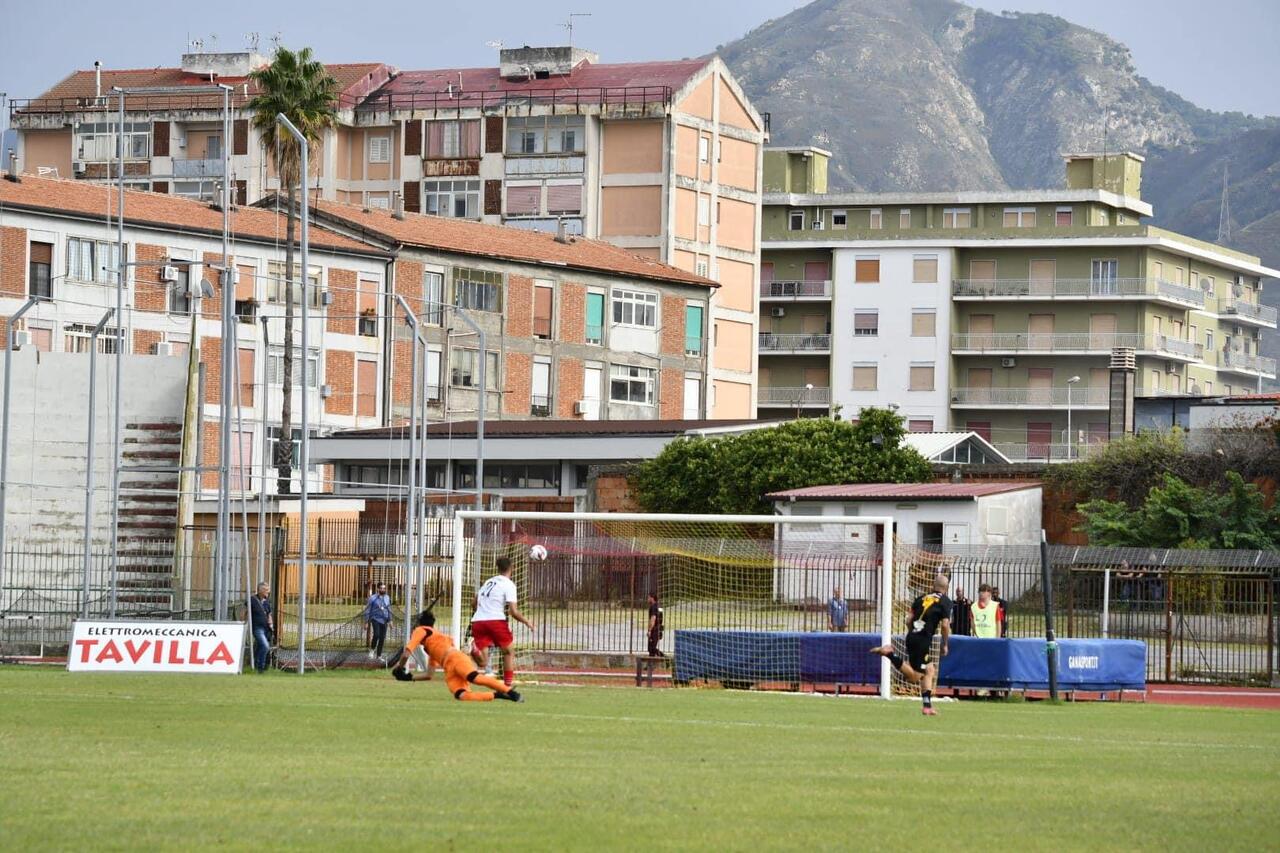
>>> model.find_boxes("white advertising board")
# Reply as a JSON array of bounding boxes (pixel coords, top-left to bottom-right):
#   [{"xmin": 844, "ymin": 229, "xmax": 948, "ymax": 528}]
[{"xmin": 67, "ymin": 620, "xmax": 246, "ymax": 674}]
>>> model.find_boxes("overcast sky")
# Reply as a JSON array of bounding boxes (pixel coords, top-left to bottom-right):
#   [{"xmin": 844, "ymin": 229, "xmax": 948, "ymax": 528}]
[{"xmin": 2, "ymin": 0, "xmax": 1277, "ymax": 118}]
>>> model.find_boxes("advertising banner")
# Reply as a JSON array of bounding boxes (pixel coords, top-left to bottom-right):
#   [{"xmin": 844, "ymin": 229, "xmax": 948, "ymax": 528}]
[{"xmin": 67, "ymin": 620, "xmax": 246, "ymax": 674}]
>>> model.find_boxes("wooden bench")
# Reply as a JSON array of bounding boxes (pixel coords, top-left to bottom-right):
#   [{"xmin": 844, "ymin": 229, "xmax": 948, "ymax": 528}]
[{"xmin": 635, "ymin": 655, "xmax": 669, "ymax": 687}]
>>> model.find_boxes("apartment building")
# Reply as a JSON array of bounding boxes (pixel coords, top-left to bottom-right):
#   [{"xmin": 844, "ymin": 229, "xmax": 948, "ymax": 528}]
[
  {"xmin": 10, "ymin": 44, "xmax": 765, "ymax": 417},
  {"xmin": 0, "ymin": 173, "xmax": 391, "ymax": 502},
  {"xmin": 758, "ymin": 148, "xmax": 1279, "ymax": 460}
]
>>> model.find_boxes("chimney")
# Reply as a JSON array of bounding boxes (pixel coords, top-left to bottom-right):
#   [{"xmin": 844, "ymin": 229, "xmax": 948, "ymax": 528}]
[
  {"xmin": 392, "ymin": 191, "xmax": 405, "ymax": 220},
  {"xmin": 94, "ymin": 60, "xmax": 102, "ymax": 100},
  {"xmin": 5, "ymin": 151, "xmax": 19, "ymax": 182},
  {"xmin": 1108, "ymin": 346, "xmax": 1136, "ymax": 441},
  {"xmin": 554, "ymin": 217, "xmax": 572, "ymax": 244}
]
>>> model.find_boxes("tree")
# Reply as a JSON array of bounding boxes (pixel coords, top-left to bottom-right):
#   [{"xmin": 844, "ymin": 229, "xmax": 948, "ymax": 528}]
[
  {"xmin": 1077, "ymin": 472, "xmax": 1280, "ymax": 549},
  {"xmin": 631, "ymin": 409, "xmax": 933, "ymax": 515},
  {"xmin": 249, "ymin": 47, "xmax": 339, "ymax": 494}
]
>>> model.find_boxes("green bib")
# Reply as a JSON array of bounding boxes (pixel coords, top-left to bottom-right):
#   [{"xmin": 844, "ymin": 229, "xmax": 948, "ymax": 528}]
[{"xmin": 971, "ymin": 600, "xmax": 1000, "ymax": 638}]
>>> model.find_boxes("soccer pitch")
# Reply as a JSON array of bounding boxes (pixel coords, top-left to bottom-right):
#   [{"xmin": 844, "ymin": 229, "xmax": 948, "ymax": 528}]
[{"xmin": 1, "ymin": 668, "xmax": 1276, "ymax": 850}]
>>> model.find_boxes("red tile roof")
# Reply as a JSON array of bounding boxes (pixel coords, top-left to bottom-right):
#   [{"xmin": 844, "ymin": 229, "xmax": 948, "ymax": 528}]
[
  {"xmin": 309, "ymin": 198, "xmax": 716, "ymax": 289},
  {"xmin": 0, "ymin": 173, "xmax": 381, "ymax": 256},
  {"xmin": 767, "ymin": 482, "xmax": 1042, "ymax": 501},
  {"xmin": 1223, "ymin": 393, "xmax": 1280, "ymax": 402},
  {"xmin": 330, "ymin": 418, "xmax": 766, "ymax": 440}
]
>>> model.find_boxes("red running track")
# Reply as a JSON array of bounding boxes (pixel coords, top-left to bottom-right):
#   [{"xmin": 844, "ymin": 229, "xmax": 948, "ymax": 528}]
[{"xmin": 1146, "ymin": 684, "xmax": 1280, "ymax": 710}]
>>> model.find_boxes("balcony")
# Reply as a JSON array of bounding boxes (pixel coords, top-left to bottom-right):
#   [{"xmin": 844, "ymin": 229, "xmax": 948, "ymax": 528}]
[
  {"xmin": 1221, "ymin": 298, "xmax": 1279, "ymax": 328},
  {"xmin": 952, "ymin": 277, "xmax": 1206, "ymax": 309},
  {"xmin": 951, "ymin": 332, "xmax": 1203, "ymax": 361},
  {"xmin": 993, "ymin": 442, "xmax": 1104, "ymax": 463},
  {"xmin": 950, "ymin": 386, "xmax": 1109, "ymax": 408},
  {"xmin": 759, "ymin": 333, "xmax": 831, "ymax": 354},
  {"xmin": 760, "ymin": 280, "xmax": 832, "ymax": 300},
  {"xmin": 172, "ymin": 158, "xmax": 225, "ymax": 179},
  {"xmin": 531, "ymin": 395, "xmax": 552, "ymax": 417},
  {"xmin": 1218, "ymin": 350, "xmax": 1278, "ymax": 378},
  {"xmin": 757, "ymin": 386, "xmax": 831, "ymax": 407}
]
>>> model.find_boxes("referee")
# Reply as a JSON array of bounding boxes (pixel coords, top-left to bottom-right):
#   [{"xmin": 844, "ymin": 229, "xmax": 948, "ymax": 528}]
[{"xmin": 870, "ymin": 573, "xmax": 953, "ymax": 716}]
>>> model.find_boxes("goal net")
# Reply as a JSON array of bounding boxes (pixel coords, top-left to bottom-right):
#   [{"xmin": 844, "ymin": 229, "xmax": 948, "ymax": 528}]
[{"xmin": 450, "ymin": 511, "xmax": 933, "ymax": 698}]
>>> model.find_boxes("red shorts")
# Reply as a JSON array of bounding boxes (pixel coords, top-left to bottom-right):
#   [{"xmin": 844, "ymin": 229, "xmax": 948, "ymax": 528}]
[{"xmin": 471, "ymin": 619, "xmax": 513, "ymax": 651}]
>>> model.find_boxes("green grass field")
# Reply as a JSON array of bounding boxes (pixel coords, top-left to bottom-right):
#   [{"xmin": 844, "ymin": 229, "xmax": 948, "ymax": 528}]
[{"xmin": 1, "ymin": 667, "xmax": 1276, "ymax": 850}]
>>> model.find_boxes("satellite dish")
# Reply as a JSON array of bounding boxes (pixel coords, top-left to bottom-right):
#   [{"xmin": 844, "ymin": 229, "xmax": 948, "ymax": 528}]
[
  {"xmin": 1232, "ymin": 283, "xmax": 1244, "ymax": 297},
  {"xmin": 1200, "ymin": 277, "xmax": 1213, "ymax": 292}
]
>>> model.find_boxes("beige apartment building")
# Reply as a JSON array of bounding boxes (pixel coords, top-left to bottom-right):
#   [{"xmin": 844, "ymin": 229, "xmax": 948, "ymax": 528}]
[{"xmin": 9, "ymin": 45, "xmax": 765, "ymax": 417}]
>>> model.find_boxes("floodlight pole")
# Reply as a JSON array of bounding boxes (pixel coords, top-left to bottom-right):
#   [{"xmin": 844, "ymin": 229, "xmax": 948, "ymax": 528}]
[
  {"xmin": 0, "ymin": 297, "xmax": 43, "ymax": 602},
  {"xmin": 276, "ymin": 113, "xmax": 310, "ymax": 672},
  {"xmin": 258, "ymin": 315, "xmax": 269, "ymax": 584},
  {"xmin": 1041, "ymin": 530, "xmax": 1059, "ymax": 700},
  {"xmin": 395, "ymin": 295, "xmax": 424, "ymax": 645},
  {"xmin": 82, "ymin": 308, "xmax": 115, "ymax": 618}
]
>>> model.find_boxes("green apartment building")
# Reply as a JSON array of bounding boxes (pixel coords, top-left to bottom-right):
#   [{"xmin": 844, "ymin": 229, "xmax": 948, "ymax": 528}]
[{"xmin": 758, "ymin": 147, "xmax": 1278, "ymax": 461}]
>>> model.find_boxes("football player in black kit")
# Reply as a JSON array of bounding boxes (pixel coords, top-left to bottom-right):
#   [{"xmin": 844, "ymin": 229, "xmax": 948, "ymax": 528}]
[{"xmin": 871, "ymin": 573, "xmax": 953, "ymax": 716}]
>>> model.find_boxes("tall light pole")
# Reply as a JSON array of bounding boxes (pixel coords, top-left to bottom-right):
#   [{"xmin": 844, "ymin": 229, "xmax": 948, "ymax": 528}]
[
  {"xmin": 793, "ymin": 382, "xmax": 814, "ymax": 420},
  {"xmin": 1, "ymin": 297, "xmax": 43, "ymax": 602},
  {"xmin": 1066, "ymin": 375, "xmax": 1081, "ymax": 461}
]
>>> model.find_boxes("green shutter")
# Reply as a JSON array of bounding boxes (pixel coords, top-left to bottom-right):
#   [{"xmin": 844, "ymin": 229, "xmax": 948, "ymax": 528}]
[
  {"xmin": 586, "ymin": 292, "xmax": 604, "ymax": 344},
  {"xmin": 684, "ymin": 305, "xmax": 704, "ymax": 354}
]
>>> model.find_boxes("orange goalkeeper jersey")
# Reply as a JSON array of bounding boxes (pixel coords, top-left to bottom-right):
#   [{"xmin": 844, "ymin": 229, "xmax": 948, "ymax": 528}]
[{"xmin": 404, "ymin": 625, "xmax": 456, "ymax": 667}]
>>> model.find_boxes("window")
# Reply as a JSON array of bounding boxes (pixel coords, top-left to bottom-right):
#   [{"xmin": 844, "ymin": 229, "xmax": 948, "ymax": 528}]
[
  {"xmin": 533, "ymin": 283, "xmax": 554, "ymax": 340},
  {"xmin": 504, "ymin": 115, "xmax": 585, "ymax": 155},
  {"xmin": 452, "ymin": 266, "xmax": 503, "ymax": 313},
  {"xmin": 368, "ymin": 136, "xmax": 391, "ymax": 163},
  {"xmin": 29, "ymin": 241, "xmax": 52, "ymax": 299},
  {"xmin": 425, "ymin": 119, "xmax": 481, "ymax": 159},
  {"xmin": 64, "ymin": 323, "xmax": 122, "ymax": 354},
  {"xmin": 911, "ymin": 310, "xmax": 936, "ymax": 337},
  {"xmin": 1205, "ymin": 329, "xmax": 1214, "ymax": 352},
  {"xmin": 423, "ymin": 179, "xmax": 480, "ymax": 219},
  {"xmin": 76, "ymin": 121, "xmax": 150, "ymax": 161},
  {"xmin": 832, "ymin": 210, "xmax": 847, "ymax": 229},
  {"xmin": 1055, "ymin": 206, "xmax": 1073, "ymax": 227},
  {"xmin": 167, "ymin": 264, "xmax": 191, "ymax": 316},
  {"xmin": 1201, "ymin": 275, "xmax": 1215, "ymax": 296},
  {"xmin": 697, "ymin": 195, "xmax": 711, "ymax": 227},
  {"xmin": 1090, "ymin": 259, "xmax": 1118, "ymax": 294},
  {"xmin": 942, "ymin": 208, "xmax": 971, "ymax": 228},
  {"xmin": 869, "ymin": 208, "xmax": 882, "ymax": 229},
  {"xmin": 853, "ymin": 311, "xmax": 879, "ymax": 337},
  {"xmin": 456, "ymin": 462, "xmax": 560, "ymax": 490},
  {"xmin": 531, "ymin": 358, "xmax": 552, "ymax": 417},
  {"xmin": 1003, "ymin": 207, "xmax": 1036, "ymax": 228},
  {"xmin": 788, "ymin": 210, "xmax": 805, "ymax": 231},
  {"xmin": 854, "ymin": 257, "xmax": 880, "ymax": 283},
  {"xmin": 899, "ymin": 208, "xmax": 912, "ymax": 229},
  {"xmin": 267, "ymin": 427, "xmax": 319, "ymax": 472},
  {"xmin": 685, "ymin": 304, "xmax": 704, "ymax": 355},
  {"xmin": 612, "ymin": 289, "xmax": 657, "ymax": 328},
  {"xmin": 912, "ymin": 255, "xmax": 938, "ymax": 283},
  {"xmin": 852, "ymin": 364, "xmax": 877, "ymax": 391},
  {"xmin": 267, "ymin": 347, "xmax": 320, "ymax": 388},
  {"xmin": 266, "ymin": 261, "xmax": 322, "ymax": 308},
  {"xmin": 969, "ymin": 260, "xmax": 997, "ymax": 281},
  {"xmin": 585, "ymin": 291, "xmax": 604, "ymax": 345},
  {"xmin": 66, "ymin": 237, "xmax": 122, "ymax": 284},
  {"xmin": 698, "ymin": 135, "xmax": 710, "ymax": 163},
  {"xmin": 909, "ymin": 419, "xmax": 933, "ymax": 433},
  {"xmin": 505, "ymin": 183, "xmax": 541, "ymax": 216},
  {"xmin": 449, "ymin": 348, "xmax": 499, "ymax": 390},
  {"xmin": 909, "ymin": 364, "xmax": 935, "ymax": 391},
  {"xmin": 238, "ymin": 348, "xmax": 256, "ymax": 406},
  {"xmin": 546, "ymin": 181, "xmax": 582, "ymax": 215},
  {"xmin": 609, "ymin": 364, "xmax": 656, "ymax": 405},
  {"xmin": 423, "ymin": 271, "xmax": 444, "ymax": 325},
  {"xmin": 1152, "ymin": 261, "xmax": 1164, "ymax": 281},
  {"xmin": 426, "ymin": 349, "xmax": 442, "ymax": 401}
]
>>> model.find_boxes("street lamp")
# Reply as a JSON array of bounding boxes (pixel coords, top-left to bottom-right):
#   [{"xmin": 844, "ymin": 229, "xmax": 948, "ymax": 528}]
[
  {"xmin": 793, "ymin": 382, "xmax": 814, "ymax": 419},
  {"xmin": 1066, "ymin": 375, "xmax": 1081, "ymax": 461}
]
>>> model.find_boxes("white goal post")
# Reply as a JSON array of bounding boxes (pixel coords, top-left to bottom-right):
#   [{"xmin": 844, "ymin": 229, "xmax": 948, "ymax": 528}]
[{"xmin": 450, "ymin": 510, "xmax": 898, "ymax": 698}]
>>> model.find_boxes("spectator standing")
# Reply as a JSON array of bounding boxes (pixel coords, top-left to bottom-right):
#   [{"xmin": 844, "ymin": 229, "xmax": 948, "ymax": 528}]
[
  {"xmin": 990, "ymin": 585, "xmax": 1009, "ymax": 637},
  {"xmin": 951, "ymin": 587, "xmax": 973, "ymax": 636},
  {"xmin": 647, "ymin": 593, "xmax": 665, "ymax": 657},
  {"xmin": 250, "ymin": 582, "xmax": 273, "ymax": 674},
  {"xmin": 364, "ymin": 582, "xmax": 393, "ymax": 661},
  {"xmin": 827, "ymin": 587, "xmax": 848, "ymax": 632}
]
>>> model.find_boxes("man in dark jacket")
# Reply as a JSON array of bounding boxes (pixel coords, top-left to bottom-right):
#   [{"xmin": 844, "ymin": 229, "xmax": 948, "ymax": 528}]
[{"xmin": 250, "ymin": 582, "xmax": 273, "ymax": 673}]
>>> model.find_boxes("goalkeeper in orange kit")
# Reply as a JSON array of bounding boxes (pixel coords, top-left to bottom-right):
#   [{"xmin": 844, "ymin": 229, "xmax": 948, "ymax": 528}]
[{"xmin": 391, "ymin": 610, "xmax": 524, "ymax": 703}]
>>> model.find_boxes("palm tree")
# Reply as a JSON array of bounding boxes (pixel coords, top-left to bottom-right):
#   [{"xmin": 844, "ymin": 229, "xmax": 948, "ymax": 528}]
[{"xmin": 248, "ymin": 47, "xmax": 338, "ymax": 495}]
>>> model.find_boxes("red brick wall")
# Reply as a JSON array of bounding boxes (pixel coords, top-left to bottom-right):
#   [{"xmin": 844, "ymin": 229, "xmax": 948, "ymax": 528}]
[
  {"xmin": 558, "ymin": 281, "xmax": 586, "ymax": 344},
  {"xmin": 1, "ymin": 226, "xmax": 27, "ymax": 297},
  {"xmin": 390, "ymin": 259, "xmax": 424, "ymax": 418},
  {"xmin": 200, "ymin": 419, "xmax": 219, "ymax": 491},
  {"xmin": 556, "ymin": 357, "xmax": 583, "ymax": 418},
  {"xmin": 201, "ymin": 336, "xmax": 221, "ymax": 404},
  {"xmin": 134, "ymin": 329, "xmax": 164, "ymax": 355},
  {"xmin": 592, "ymin": 469, "xmax": 642, "ymax": 512},
  {"xmin": 506, "ymin": 274, "xmax": 533, "ymax": 338},
  {"xmin": 134, "ymin": 243, "xmax": 169, "ymax": 313},
  {"xmin": 325, "ymin": 350, "xmax": 355, "ymax": 415},
  {"xmin": 660, "ymin": 294, "xmax": 686, "ymax": 355},
  {"xmin": 659, "ymin": 367, "xmax": 684, "ymax": 419},
  {"xmin": 326, "ymin": 267, "xmax": 357, "ymax": 335},
  {"xmin": 504, "ymin": 351, "xmax": 532, "ymax": 416},
  {"xmin": 201, "ymin": 252, "xmax": 226, "ymax": 319}
]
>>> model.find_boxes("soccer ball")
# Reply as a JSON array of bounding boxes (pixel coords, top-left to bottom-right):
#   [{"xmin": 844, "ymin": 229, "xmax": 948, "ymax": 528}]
[{"xmin": 529, "ymin": 544, "xmax": 549, "ymax": 561}]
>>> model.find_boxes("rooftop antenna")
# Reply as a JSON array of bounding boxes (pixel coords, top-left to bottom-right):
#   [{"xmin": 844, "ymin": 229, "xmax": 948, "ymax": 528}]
[
  {"xmin": 485, "ymin": 39, "xmax": 503, "ymax": 55},
  {"xmin": 563, "ymin": 12, "xmax": 591, "ymax": 51},
  {"xmin": 208, "ymin": 33, "xmax": 219, "ymax": 52},
  {"xmin": 1217, "ymin": 162, "xmax": 1232, "ymax": 243},
  {"xmin": 270, "ymin": 32, "xmax": 283, "ymax": 50},
  {"xmin": 247, "ymin": 32, "xmax": 260, "ymax": 52}
]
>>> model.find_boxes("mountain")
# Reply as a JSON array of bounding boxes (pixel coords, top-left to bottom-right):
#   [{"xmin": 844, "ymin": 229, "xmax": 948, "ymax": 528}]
[{"xmin": 717, "ymin": 0, "xmax": 1280, "ymax": 366}]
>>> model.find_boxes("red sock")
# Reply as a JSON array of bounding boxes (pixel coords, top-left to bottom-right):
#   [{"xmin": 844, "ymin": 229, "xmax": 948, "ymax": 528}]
[{"xmin": 503, "ymin": 669, "xmax": 514, "ymax": 686}]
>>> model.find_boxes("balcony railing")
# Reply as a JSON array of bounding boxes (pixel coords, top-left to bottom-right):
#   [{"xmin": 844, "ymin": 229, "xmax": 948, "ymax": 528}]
[
  {"xmin": 758, "ymin": 333, "xmax": 831, "ymax": 353},
  {"xmin": 172, "ymin": 158, "xmax": 225, "ymax": 178},
  {"xmin": 757, "ymin": 386, "xmax": 832, "ymax": 406},
  {"xmin": 952, "ymin": 332, "xmax": 1203, "ymax": 360},
  {"xmin": 993, "ymin": 441, "xmax": 1104, "ymax": 463},
  {"xmin": 950, "ymin": 387, "xmax": 1109, "ymax": 407},
  {"xmin": 952, "ymin": 277, "xmax": 1206, "ymax": 308},
  {"xmin": 531, "ymin": 395, "xmax": 552, "ymax": 417},
  {"xmin": 1219, "ymin": 350, "xmax": 1278, "ymax": 376},
  {"xmin": 1153, "ymin": 335, "xmax": 1202, "ymax": 360},
  {"xmin": 352, "ymin": 85, "xmax": 674, "ymax": 114},
  {"xmin": 1222, "ymin": 298, "xmax": 1279, "ymax": 326},
  {"xmin": 760, "ymin": 280, "xmax": 832, "ymax": 299}
]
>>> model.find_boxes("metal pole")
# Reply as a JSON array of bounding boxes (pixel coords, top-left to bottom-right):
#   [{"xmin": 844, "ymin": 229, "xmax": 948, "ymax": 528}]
[
  {"xmin": 1, "ymin": 298, "xmax": 41, "ymax": 605},
  {"xmin": 878, "ymin": 524, "xmax": 893, "ymax": 700},
  {"xmin": 442, "ymin": 304, "xmax": 487, "ymax": 576},
  {"xmin": 394, "ymin": 295, "xmax": 422, "ymax": 645},
  {"xmin": 276, "ymin": 113, "xmax": 310, "ymax": 673},
  {"xmin": 258, "ymin": 316, "xmax": 269, "ymax": 584},
  {"xmin": 82, "ymin": 309, "xmax": 115, "ymax": 618},
  {"xmin": 1066, "ymin": 383, "xmax": 1072, "ymax": 462},
  {"xmin": 1101, "ymin": 566, "xmax": 1111, "ymax": 638},
  {"xmin": 217, "ymin": 84, "xmax": 232, "ymax": 620},
  {"xmin": 109, "ymin": 88, "xmax": 125, "ymax": 619},
  {"xmin": 1040, "ymin": 530, "xmax": 1059, "ymax": 700},
  {"xmin": 417, "ymin": 328, "xmax": 430, "ymax": 615}
]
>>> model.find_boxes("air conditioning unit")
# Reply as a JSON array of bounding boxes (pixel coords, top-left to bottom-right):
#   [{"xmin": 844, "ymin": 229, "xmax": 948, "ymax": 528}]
[
  {"xmin": 1165, "ymin": 361, "xmax": 1175, "ymax": 373},
  {"xmin": 153, "ymin": 341, "xmax": 174, "ymax": 356},
  {"xmin": 160, "ymin": 265, "xmax": 180, "ymax": 282},
  {"xmin": 320, "ymin": 290, "xmax": 334, "ymax": 307},
  {"xmin": 573, "ymin": 400, "xmax": 589, "ymax": 415},
  {"xmin": 1000, "ymin": 357, "xmax": 1016, "ymax": 368},
  {"xmin": 812, "ymin": 219, "xmax": 825, "ymax": 230},
  {"xmin": 12, "ymin": 330, "xmax": 31, "ymax": 350},
  {"xmin": 320, "ymin": 384, "xmax": 333, "ymax": 399},
  {"xmin": 73, "ymin": 160, "xmax": 86, "ymax": 174},
  {"xmin": 770, "ymin": 307, "xmax": 786, "ymax": 317}
]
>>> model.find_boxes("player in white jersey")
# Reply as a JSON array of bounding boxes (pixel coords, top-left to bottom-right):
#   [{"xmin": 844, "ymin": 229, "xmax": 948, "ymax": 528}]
[{"xmin": 470, "ymin": 557, "xmax": 536, "ymax": 687}]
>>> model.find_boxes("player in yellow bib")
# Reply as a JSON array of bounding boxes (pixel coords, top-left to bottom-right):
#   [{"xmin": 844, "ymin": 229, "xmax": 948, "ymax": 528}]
[{"xmin": 970, "ymin": 583, "xmax": 1001, "ymax": 638}]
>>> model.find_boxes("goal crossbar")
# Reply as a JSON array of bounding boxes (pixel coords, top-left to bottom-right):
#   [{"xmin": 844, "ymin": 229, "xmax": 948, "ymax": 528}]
[{"xmin": 450, "ymin": 510, "xmax": 896, "ymax": 698}]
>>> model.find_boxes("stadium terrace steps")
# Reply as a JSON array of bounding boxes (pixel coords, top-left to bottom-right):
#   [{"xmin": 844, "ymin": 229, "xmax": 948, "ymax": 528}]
[{"xmin": 113, "ymin": 420, "xmax": 183, "ymax": 611}]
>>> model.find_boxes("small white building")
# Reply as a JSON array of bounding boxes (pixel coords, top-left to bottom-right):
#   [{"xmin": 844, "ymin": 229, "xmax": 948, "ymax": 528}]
[{"xmin": 768, "ymin": 482, "xmax": 1042, "ymax": 549}]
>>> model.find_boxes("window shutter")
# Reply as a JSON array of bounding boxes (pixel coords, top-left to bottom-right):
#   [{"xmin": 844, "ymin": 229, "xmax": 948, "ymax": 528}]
[
  {"xmin": 533, "ymin": 286, "xmax": 553, "ymax": 338},
  {"xmin": 484, "ymin": 116, "xmax": 504, "ymax": 153},
  {"xmin": 234, "ymin": 180, "xmax": 247, "ymax": 207},
  {"xmin": 912, "ymin": 257, "xmax": 937, "ymax": 283},
  {"xmin": 426, "ymin": 122, "xmax": 445, "ymax": 158},
  {"xmin": 30, "ymin": 242, "xmax": 52, "ymax": 264},
  {"xmin": 358, "ymin": 278, "xmax": 379, "ymax": 313},
  {"xmin": 402, "ymin": 181, "xmax": 420, "ymax": 213},
  {"xmin": 484, "ymin": 180, "xmax": 502, "ymax": 216},
  {"xmin": 505, "ymin": 185, "xmax": 540, "ymax": 215},
  {"xmin": 461, "ymin": 121, "xmax": 480, "ymax": 158},
  {"xmin": 854, "ymin": 312, "xmax": 878, "ymax": 332},
  {"xmin": 405, "ymin": 120, "xmax": 422, "ymax": 156},
  {"xmin": 152, "ymin": 180, "xmax": 169, "ymax": 194},
  {"xmin": 546, "ymin": 182, "xmax": 582, "ymax": 214},
  {"xmin": 854, "ymin": 259, "xmax": 879, "ymax": 283},
  {"xmin": 238, "ymin": 348, "xmax": 255, "ymax": 406},
  {"xmin": 357, "ymin": 360, "xmax": 378, "ymax": 417},
  {"xmin": 233, "ymin": 119, "xmax": 249, "ymax": 156},
  {"xmin": 235, "ymin": 264, "xmax": 256, "ymax": 301},
  {"xmin": 152, "ymin": 121, "xmax": 170, "ymax": 157}
]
